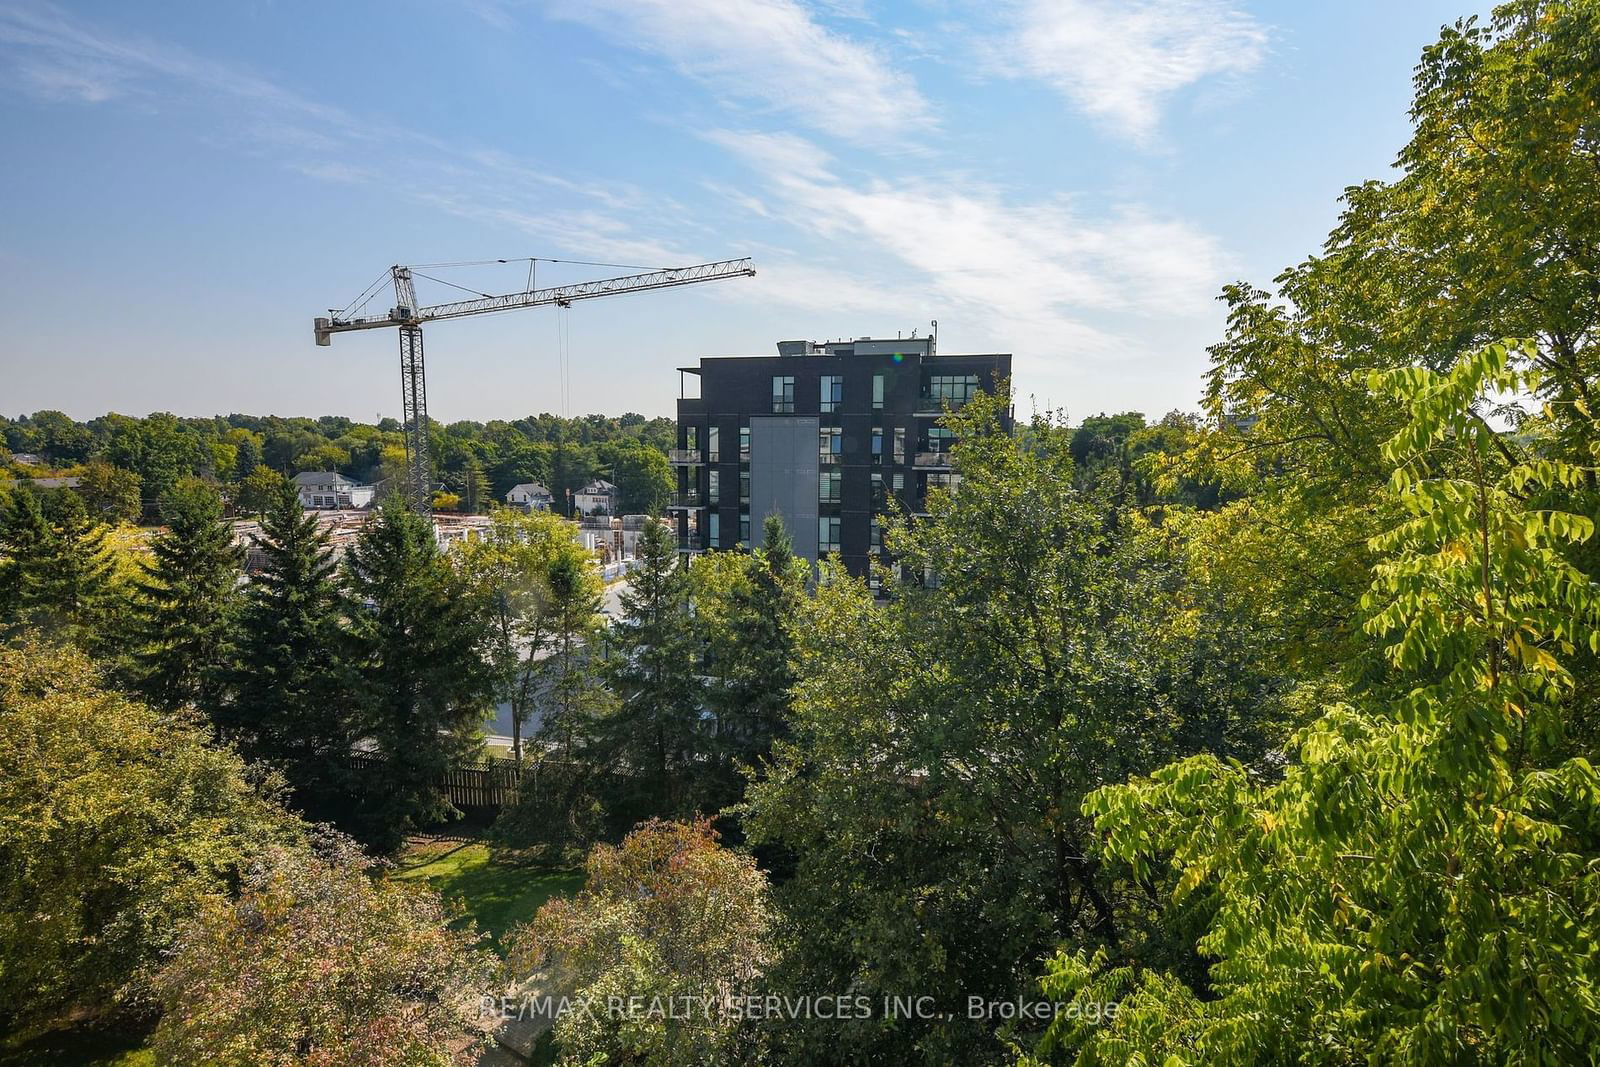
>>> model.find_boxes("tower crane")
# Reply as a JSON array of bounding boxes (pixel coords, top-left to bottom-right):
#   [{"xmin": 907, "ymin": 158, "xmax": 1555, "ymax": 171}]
[{"xmin": 315, "ymin": 257, "xmax": 756, "ymax": 512}]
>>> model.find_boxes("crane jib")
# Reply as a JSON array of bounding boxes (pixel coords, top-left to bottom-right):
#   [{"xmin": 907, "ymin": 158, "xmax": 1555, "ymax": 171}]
[
  {"xmin": 309, "ymin": 254, "xmax": 755, "ymax": 516},
  {"xmin": 314, "ymin": 257, "xmax": 755, "ymax": 343}
]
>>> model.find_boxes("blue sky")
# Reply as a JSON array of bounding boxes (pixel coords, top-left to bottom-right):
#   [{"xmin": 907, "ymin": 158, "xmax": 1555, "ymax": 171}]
[{"xmin": 0, "ymin": 0, "xmax": 1480, "ymax": 423}]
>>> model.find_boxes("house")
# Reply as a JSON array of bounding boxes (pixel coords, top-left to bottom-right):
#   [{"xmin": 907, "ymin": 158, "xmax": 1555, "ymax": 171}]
[
  {"xmin": 574, "ymin": 478, "xmax": 618, "ymax": 516},
  {"xmin": 505, "ymin": 482, "xmax": 554, "ymax": 512},
  {"xmin": 293, "ymin": 471, "xmax": 376, "ymax": 510}
]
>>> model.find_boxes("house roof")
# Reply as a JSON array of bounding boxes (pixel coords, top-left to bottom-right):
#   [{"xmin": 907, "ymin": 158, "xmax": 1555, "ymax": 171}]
[
  {"xmin": 293, "ymin": 471, "xmax": 354, "ymax": 487},
  {"xmin": 580, "ymin": 479, "xmax": 616, "ymax": 493},
  {"xmin": 507, "ymin": 482, "xmax": 551, "ymax": 497}
]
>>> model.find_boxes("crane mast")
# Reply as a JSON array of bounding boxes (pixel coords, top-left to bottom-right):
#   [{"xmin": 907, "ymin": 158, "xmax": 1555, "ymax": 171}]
[{"xmin": 315, "ymin": 257, "xmax": 755, "ymax": 514}]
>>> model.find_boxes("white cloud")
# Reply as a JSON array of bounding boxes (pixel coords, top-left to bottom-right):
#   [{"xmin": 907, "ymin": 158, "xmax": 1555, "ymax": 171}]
[
  {"xmin": 544, "ymin": 0, "xmax": 934, "ymax": 144},
  {"xmin": 700, "ymin": 127, "xmax": 1234, "ymax": 409},
  {"xmin": 996, "ymin": 0, "xmax": 1267, "ymax": 142},
  {"xmin": 707, "ymin": 128, "xmax": 1228, "ymax": 341}
]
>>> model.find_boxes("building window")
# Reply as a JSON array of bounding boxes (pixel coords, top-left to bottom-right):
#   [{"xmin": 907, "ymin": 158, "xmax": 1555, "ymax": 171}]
[
  {"xmin": 893, "ymin": 426, "xmax": 906, "ymax": 462},
  {"xmin": 926, "ymin": 374, "xmax": 979, "ymax": 408},
  {"xmin": 819, "ymin": 426, "xmax": 842, "ymax": 461},
  {"xmin": 821, "ymin": 374, "xmax": 843, "ymax": 413},
  {"xmin": 870, "ymin": 517, "xmax": 881, "ymax": 550},
  {"xmin": 927, "ymin": 472, "xmax": 960, "ymax": 493},
  {"xmin": 818, "ymin": 516, "xmax": 840, "ymax": 553},
  {"xmin": 708, "ymin": 469, "xmax": 720, "ymax": 505},
  {"xmin": 739, "ymin": 471, "xmax": 750, "ymax": 503},
  {"xmin": 707, "ymin": 426, "xmax": 719, "ymax": 462},
  {"xmin": 739, "ymin": 424, "xmax": 750, "ymax": 459},
  {"xmin": 820, "ymin": 469, "xmax": 842, "ymax": 504},
  {"xmin": 772, "ymin": 375, "xmax": 795, "ymax": 413},
  {"xmin": 709, "ymin": 511, "xmax": 720, "ymax": 547},
  {"xmin": 685, "ymin": 426, "xmax": 698, "ymax": 449},
  {"xmin": 893, "ymin": 472, "xmax": 905, "ymax": 495},
  {"xmin": 871, "ymin": 428, "xmax": 883, "ymax": 463},
  {"xmin": 872, "ymin": 374, "xmax": 885, "ymax": 410},
  {"xmin": 740, "ymin": 513, "xmax": 750, "ymax": 545},
  {"xmin": 926, "ymin": 426, "xmax": 955, "ymax": 453}
]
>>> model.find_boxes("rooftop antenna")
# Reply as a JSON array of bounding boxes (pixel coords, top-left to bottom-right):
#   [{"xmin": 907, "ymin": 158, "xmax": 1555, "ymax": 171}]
[{"xmin": 930, "ymin": 319, "xmax": 938, "ymax": 357}]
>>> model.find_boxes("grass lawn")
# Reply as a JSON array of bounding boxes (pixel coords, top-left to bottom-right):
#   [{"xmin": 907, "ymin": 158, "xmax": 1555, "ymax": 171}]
[
  {"xmin": 0, "ymin": 1022, "xmax": 155, "ymax": 1067},
  {"xmin": 394, "ymin": 838, "xmax": 583, "ymax": 954}
]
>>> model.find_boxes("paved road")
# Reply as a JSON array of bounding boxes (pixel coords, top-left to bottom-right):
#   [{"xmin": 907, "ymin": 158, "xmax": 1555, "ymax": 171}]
[{"xmin": 600, "ymin": 577, "xmax": 627, "ymax": 621}]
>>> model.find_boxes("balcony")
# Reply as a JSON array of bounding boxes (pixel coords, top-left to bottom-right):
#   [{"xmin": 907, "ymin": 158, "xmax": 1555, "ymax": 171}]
[
  {"xmin": 667, "ymin": 448, "xmax": 700, "ymax": 465},
  {"xmin": 913, "ymin": 396, "xmax": 971, "ymax": 416},
  {"xmin": 668, "ymin": 490, "xmax": 703, "ymax": 509},
  {"xmin": 914, "ymin": 451, "xmax": 953, "ymax": 469}
]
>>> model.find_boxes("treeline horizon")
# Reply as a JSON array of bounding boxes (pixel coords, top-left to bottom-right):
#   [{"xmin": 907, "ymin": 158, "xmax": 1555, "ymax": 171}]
[{"xmin": 0, "ymin": 408, "xmax": 680, "ymax": 519}]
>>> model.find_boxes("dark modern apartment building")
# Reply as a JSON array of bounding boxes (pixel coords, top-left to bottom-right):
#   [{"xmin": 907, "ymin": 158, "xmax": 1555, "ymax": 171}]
[{"xmin": 669, "ymin": 335, "xmax": 1012, "ymax": 582}]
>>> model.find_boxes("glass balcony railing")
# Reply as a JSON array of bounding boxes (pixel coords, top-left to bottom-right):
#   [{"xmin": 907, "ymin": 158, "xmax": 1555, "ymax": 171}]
[
  {"xmin": 667, "ymin": 448, "xmax": 699, "ymax": 464},
  {"xmin": 914, "ymin": 395, "xmax": 972, "ymax": 414}
]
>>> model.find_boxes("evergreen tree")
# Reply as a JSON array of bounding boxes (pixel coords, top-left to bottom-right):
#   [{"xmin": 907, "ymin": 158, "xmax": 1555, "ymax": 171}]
[
  {"xmin": 600, "ymin": 518, "xmax": 706, "ymax": 821},
  {"xmin": 129, "ymin": 478, "xmax": 243, "ymax": 714},
  {"xmin": 0, "ymin": 488, "xmax": 60, "ymax": 628},
  {"xmin": 37, "ymin": 490, "xmax": 118, "ymax": 644},
  {"xmin": 717, "ymin": 513, "xmax": 803, "ymax": 767},
  {"xmin": 463, "ymin": 458, "xmax": 487, "ymax": 514},
  {"xmin": 344, "ymin": 503, "xmax": 495, "ymax": 851},
  {"xmin": 227, "ymin": 479, "xmax": 358, "ymax": 824},
  {"xmin": 0, "ymin": 488, "xmax": 116, "ymax": 641}
]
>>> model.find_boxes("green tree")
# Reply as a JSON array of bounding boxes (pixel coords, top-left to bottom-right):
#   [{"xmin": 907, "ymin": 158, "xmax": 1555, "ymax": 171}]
[
  {"xmin": 226, "ymin": 479, "xmax": 359, "ymax": 825},
  {"xmin": 614, "ymin": 444, "xmax": 673, "ymax": 515},
  {"xmin": 344, "ymin": 504, "xmax": 496, "ymax": 851},
  {"xmin": 508, "ymin": 819, "xmax": 772, "ymax": 1066},
  {"xmin": 36, "ymin": 490, "xmax": 118, "ymax": 645},
  {"xmin": 455, "ymin": 508, "xmax": 599, "ymax": 764},
  {"xmin": 540, "ymin": 548, "xmax": 608, "ymax": 755},
  {"xmin": 77, "ymin": 458, "xmax": 143, "ymax": 524},
  {"xmin": 0, "ymin": 489, "xmax": 118, "ymax": 644},
  {"xmin": 0, "ymin": 488, "xmax": 60, "ymax": 631},
  {"xmin": 600, "ymin": 518, "xmax": 706, "ymax": 821},
  {"xmin": 1041, "ymin": 342, "xmax": 1600, "ymax": 1063},
  {"xmin": 128, "ymin": 478, "xmax": 243, "ymax": 714},
  {"xmin": 463, "ymin": 456, "xmax": 488, "ymax": 513},
  {"xmin": 0, "ymin": 639, "xmax": 302, "ymax": 1028},
  {"xmin": 150, "ymin": 836, "xmax": 493, "ymax": 1066},
  {"xmin": 712, "ymin": 514, "xmax": 804, "ymax": 787},
  {"xmin": 744, "ymin": 390, "xmax": 1249, "ymax": 1062},
  {"xmin": 234, "ymin": 463, "xmax": 286, "ymax": 518}
]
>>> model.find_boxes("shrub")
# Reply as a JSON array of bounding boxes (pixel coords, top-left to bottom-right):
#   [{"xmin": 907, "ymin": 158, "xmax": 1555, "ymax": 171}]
[{"xmin": 150, "ymin": 834, "xmax": 495, "ymax": 1066}]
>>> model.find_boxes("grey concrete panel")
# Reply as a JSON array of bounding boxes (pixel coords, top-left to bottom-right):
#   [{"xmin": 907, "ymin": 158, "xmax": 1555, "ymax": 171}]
[{"xmin": 749, "ymin": 415, "xmax": 819, "ymax": 560}]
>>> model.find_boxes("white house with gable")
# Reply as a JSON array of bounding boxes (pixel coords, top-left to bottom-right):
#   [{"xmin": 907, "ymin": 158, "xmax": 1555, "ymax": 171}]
[
  {"xmin": 294, "ymin": 471, "xmax": 376, "ymax": 510},
  {"xmin": 505, "ymin": 482, "xmax": 554, "ymax": 512}
]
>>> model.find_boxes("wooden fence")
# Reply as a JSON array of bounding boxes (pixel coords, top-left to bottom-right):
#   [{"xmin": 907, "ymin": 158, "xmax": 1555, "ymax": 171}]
[{"xmin": 348, "ymin": 752, "xmax": 527, "ymax": 812}]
